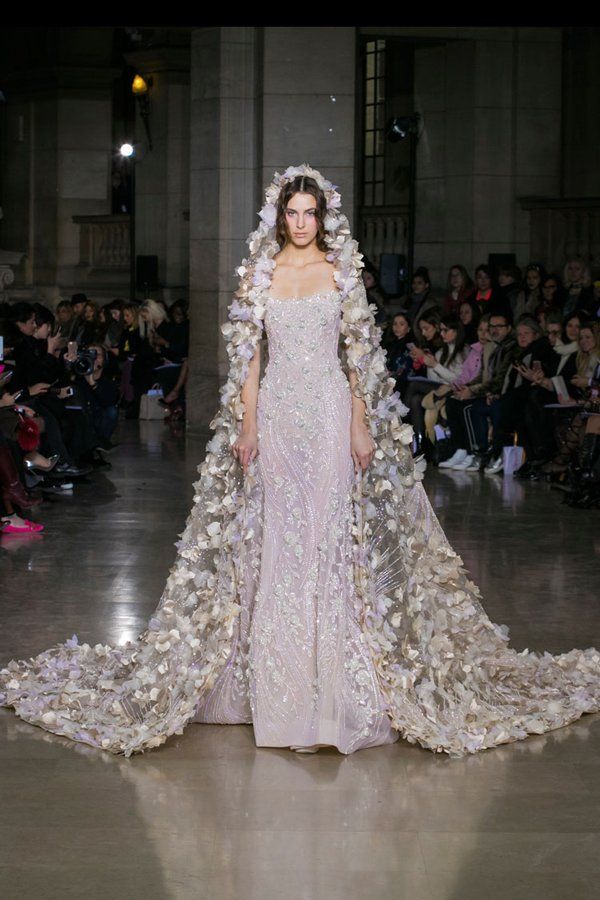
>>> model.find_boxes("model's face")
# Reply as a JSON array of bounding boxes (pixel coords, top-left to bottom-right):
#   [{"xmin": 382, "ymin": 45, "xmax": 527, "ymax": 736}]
[
  {"xmin": 579, "ymin": 328, "xmax": 596, "ymax": 353},
  {"xmin": 449, "ymin": 268, "xmax": 463, "ymax": 289},
  {"xmin": 17, "ymin": 315, "xmax": 36, "ymax": 336},
  {"xmin": 459, "ymin": 303, "xmax": 472, "ymax": 325},
  {"xmin": 546, "ymin": 323, "xmax": 562, "ymax": 346},
  {"xmin": 498, "ymin": 272, "xmax": 514, "ymax": 287},
  {"xmin": 123, "ymin": 309, "xmax": 134, "ymax": 326},
  {"xmin": 392, "ymin": 315, "xmax": 409, "ymax": 339},
  {"xmin": 34, "ymin": 322, "xmax": 51, "ymax": 340},
  {"xmin": 476, "ymin": 270, "xmax": 491, "ymax": 291},
  {"xmin": 419, "ymin": 321, "xmax": 437, "ymax": 341},
  {"xmin": 56, "ymin": 307, "xmax": 72, "ymax": 324},
  {"xmin": 477, "ymin": 320, "xmax": 490, "ymax": 343},
  {"xmin": 566, "ymin": 318, "xmax": 580, "ymax": 342},
  {"xmin": 284, "ymin": 192, "xmax": 319, "ymax": 247},
  {"xmin": 412, "ymin": 276, "xmax": 427, "ymax": 294},
  {"xmin": 440, "ymin": 323, "xmax": 457, "ymax": 344},
  {"xmin": 526, "ymin": 269, "xmax": 541, "ymax": 290},
  {"xmin": 516, "ymin": 325, "xmax": 537, "ymax": 348}
]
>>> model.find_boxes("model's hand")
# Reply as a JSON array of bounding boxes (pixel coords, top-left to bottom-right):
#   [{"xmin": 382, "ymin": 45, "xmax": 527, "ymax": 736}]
[
  {"xmin": 351, "ymin": 423, "xmax": 376, "ymax": 474},
  {"xmin": 233, "ymin": 427, "xmax": 258, "ymax": 473}
]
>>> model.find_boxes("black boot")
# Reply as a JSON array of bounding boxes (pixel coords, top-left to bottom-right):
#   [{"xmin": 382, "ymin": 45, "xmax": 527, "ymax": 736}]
[{"xmin": 579, "ymin": 433, "xmax": 600, "ymax": 482}]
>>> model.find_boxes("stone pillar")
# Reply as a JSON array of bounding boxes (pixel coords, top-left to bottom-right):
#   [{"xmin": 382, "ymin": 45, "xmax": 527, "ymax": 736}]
[
  {"xmin": 187, "ymin": 25, "xmax": 357, "ymax": 433},
  {"xmin": 188, "ymin": 26, "xmax": 260, "ymax": 432},
  {"xmin": 414, "ymin": 27, "xmax": 562, "ymax": 286}
]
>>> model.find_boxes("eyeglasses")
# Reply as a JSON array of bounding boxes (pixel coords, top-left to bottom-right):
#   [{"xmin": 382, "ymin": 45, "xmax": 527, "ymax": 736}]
[{"xmin": 489, "ymin": 323, "xmax": 509, "ymax": 329}]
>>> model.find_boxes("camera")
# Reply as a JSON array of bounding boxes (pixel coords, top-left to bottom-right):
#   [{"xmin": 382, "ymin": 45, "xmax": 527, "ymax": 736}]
[{"xmin": 72, "ymin": 348, "xmax": 98, "ymax": 377}]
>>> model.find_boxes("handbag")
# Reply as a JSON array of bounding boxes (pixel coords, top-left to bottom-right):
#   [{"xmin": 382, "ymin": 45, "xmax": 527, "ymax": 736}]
[
  {"xmin": 16, "ymin": 412, "xmax": 41, "ymax": 451},
  {"xmin": 502, "ymin": 434, "xmax": 524, "ymax": 475},
  {"xmin": 139, "ymin": 385, "xmax": 166, "ymax": 420}
]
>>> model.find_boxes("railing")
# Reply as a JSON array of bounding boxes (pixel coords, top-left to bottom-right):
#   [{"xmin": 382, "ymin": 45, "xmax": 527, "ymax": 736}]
[
  {"xmin": 72, "ymin": 214, "xmax": 130, "ymax": 269},
  {"xmin": 518, "ymin": 197, "xmax": 600, "ymax": 275},
  {"xmin": 359, "ymin": 206, "xmax": 408, "ymax": 266}
]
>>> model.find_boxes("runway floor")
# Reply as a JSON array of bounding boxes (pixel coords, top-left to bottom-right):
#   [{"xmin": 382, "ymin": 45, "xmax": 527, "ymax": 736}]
[{"xmin": 1, "ymin": 420, "xmax": 599, "ymax": 900}]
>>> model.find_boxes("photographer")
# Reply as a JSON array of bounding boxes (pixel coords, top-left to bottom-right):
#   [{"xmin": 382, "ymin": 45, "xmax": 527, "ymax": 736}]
[{"xmin": 74, "ymin": 344, "xmax": 119, "ymax": 452}]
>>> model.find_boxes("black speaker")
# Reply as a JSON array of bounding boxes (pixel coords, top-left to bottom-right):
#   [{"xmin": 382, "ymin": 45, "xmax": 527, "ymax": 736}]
[
  {"xmin": 136, "ymin": 255, "xmax": 159, "ymax": 292},
  {"xmin": 379, "ymin": 253, "xmax": 406, "ymax": 297}
]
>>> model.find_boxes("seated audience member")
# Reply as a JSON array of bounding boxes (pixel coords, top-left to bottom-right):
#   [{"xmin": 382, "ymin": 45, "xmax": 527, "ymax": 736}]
[
  {"xmin": 477, "ymin": 317, "xmax": 557, "ymax": 476},
  {"xmin": 562, "ymin": 257, "xmax": 595, "ymax": 317},
  {"xmin": 473, "ymin": 265, "xmax": 510, "ymax": 319},
  {"xmin": 511, "ymin": 263, "xmax": 547, "ymax": 322},
  {"xmin": 443, "ymin": 264, "xmax": 474, "ymax": 315},
  {"xmin": 497, "ymin": 265, "xmax": 522, "ymax": 314},
  {"xmin": 458, "ymin": 297, "xmax": 482, "ymax": 344},
  {"xmin": 362, "ymin": 261, "xmax": 389, "ymax": 326},
  {"xmin": 114, "ymin": 303, "xmax": 142, "ymax": 418},
  {"xmin": 402, "ymin": 267, "xmax": 442, "ymax": 339},
  {"xmin": 382, "ymin": 311, "xmax": 414, "ymax": 398},
  {"xmin": 55, "ymin": 300, "xmax": 75, "ymax": 339},
  {"xmin": 442, "ymin": 311, "xmax": 518, "ymax": 471},
  {"xmin": 80, "ymin": 301, "xmax": 101, "ymax": 346},
  {"xmin": 68, "ymin": 293, "xmax": 88, "ymax": 344},
  {"xmin": 152, "ymin": 300, "xmax": 190, "ymax": 404},
  {"xmin": 405, "ymin": 314, "xmax": 467, "ymax": 456},
  {"xmin": 538, "ymin": 274, "xmax": 565, "ymax": 321}
]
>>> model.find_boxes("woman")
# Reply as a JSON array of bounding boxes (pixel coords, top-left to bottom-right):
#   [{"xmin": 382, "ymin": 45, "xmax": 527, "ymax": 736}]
[
  {"xmin": 443, "ymin": 264, "xmax": 474, "ymax": 315},
  {"xmin": 512, "ymin": 263, "xmax": 547, "ymax": 323},
  {"xmin": 473, "ymin": 264, "xmax": 509, "ymax": 318},
  {"xmin": 402, "ymin": 266, "xmax": 440, "ymax": 339},
  {"xmin": 2, "ymin": 165, "xmax": 600, "ymax": 759},
  {"xmin": 458, "ymin": 297, "xmax": 481, "ymax": 344},
  {"xmin": 563, "ymin": 256, "xmax": 595, "ymax": 317},
  {"xmin": 417, "ymin": 316, "xmax": 469, "ymax": 446},
  {"xmin": 381, "ymin": 311, "xmax": 414, "ymax": 399},
  {"xmin": 115, "ymin": 304, "xmax": 142, "ymax": 417}
]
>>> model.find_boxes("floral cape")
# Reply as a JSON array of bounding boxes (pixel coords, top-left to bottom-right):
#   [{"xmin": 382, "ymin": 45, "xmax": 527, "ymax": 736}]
[{"xmin": 2, "ymin": 165, "xmax": 600, "ymax": 757}]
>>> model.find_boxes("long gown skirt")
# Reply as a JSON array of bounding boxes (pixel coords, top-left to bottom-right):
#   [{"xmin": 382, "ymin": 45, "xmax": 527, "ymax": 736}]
[{"xmin": 194, "ymin": 294, "xmax": 399, "ymax": 753}]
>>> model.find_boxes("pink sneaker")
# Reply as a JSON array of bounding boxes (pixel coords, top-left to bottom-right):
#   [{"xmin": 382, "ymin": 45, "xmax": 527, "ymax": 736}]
[{"xmin": 1, "ymin": 518, "xmax": 45, "ymax": 533}]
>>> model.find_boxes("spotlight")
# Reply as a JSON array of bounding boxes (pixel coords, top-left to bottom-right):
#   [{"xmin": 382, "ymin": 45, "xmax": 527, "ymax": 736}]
[{"xmin": 119, "ymin": 143, "xmax": 135, "ymax": 158}]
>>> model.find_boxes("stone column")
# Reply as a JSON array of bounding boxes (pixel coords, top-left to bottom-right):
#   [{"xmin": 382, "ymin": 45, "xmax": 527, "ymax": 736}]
[
  {"xmin": 188, "ymin": 26, "xmax": 260, "ymax": 432},
  {"xmin": 187, "ymin": 25, "xmax": 357, "ymax": 433}
]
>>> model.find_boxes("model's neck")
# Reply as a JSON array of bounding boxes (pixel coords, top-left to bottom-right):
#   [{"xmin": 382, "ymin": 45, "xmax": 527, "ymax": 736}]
[{"xmin": 278, "ymin": 241, "xmax": 322, "ymax": 267}]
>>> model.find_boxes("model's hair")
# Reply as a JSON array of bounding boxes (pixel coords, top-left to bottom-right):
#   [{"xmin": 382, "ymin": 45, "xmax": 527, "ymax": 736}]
[{"xmin": 275, "ymin": 176, "xmax": 328, "ymax": 251}]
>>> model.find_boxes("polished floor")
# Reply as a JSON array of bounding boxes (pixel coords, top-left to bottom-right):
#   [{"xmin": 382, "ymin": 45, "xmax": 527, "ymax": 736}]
[{"xmin": 1, "ymin": 421, "xmax": 600, "ymax": 900}]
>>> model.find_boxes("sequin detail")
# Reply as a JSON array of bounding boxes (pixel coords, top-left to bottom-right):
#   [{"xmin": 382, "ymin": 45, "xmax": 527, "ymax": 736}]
[{"xmin": 195, "ymin": 291, "xmax": 398, "ymax": 752}]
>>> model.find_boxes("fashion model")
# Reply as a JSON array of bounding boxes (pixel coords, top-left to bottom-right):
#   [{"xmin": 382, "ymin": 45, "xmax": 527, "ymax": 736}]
[{"xmin": 2, "ymin": 165, "xmax": 600, "ymax": 758}]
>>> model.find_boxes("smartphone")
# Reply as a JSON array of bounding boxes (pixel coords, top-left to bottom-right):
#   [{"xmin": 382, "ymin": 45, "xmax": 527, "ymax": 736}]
[
  {"xmin": 532, "ymin": 360, "xmax": 542, "ymax": 372},
  {"xmin": 67, "ymin": 341, "xmax": 78, "ymax": 361},
  {"xmin": 64, "ymin": 386, "xmax": 74, "ymax": 397},
  {"xmin": 12, "ymin": 389, "xmax": 23, "ymax": 401},
  {"xmin": 0, "ymin": 336, "xmax": 3, "ymax": 361}
]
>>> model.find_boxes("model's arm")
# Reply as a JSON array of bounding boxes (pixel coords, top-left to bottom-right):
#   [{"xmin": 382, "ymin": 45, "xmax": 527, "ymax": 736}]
[
  {"xmin": 348, "ymin": 368, "xmax": 375, "ymax": 474},
  {"xmin": 233, "ymin": 345, "xmax": 261, "ymax": 472}
]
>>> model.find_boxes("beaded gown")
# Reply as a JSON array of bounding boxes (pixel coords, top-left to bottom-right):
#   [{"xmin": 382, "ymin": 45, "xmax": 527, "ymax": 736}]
[{"xmin": 194, "ymin": 288, "xmax": 400, "ymax": 752}]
